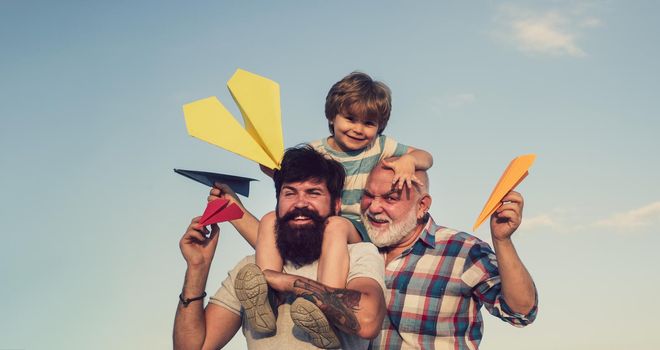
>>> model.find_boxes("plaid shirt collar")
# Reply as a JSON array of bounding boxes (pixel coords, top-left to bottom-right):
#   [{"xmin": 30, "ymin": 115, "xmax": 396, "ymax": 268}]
[
  {"xmin": 417, "ymin": 215, "xmax": 438, "ymax": 249},
  {"xmin": 394, "ymin": 215, "xmax": 437, "ymax": 259}
]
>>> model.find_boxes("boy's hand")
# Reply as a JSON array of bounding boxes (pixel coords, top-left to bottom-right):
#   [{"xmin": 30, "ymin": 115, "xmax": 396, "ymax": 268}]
[
  {"xmin": 209, "ymin": 183, "xmax": 244, "ymax": 207},
  {"xmin": 382, "ymin": 154, "xmax": 421, "ymax": 190},
  {"xmin": 259, "ymin": 164, "xmax": 275, "ymax": 179}
]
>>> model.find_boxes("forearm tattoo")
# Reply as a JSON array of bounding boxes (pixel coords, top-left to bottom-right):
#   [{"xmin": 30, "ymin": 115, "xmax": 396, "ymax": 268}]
[{"xmin": 292, "ymin": 278, "xmax": 362, "ymax": 334}]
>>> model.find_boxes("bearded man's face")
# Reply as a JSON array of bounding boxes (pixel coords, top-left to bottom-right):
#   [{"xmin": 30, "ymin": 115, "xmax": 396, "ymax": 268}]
[{"xmin": 275, "ymin": 179, "xmax": 336, "ymax": 267}]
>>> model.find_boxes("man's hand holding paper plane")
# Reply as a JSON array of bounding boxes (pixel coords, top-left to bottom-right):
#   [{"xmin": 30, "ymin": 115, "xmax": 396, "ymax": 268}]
[{"xmin": 473, "ymin": 154, "xmax": 536, "ymax": 231}]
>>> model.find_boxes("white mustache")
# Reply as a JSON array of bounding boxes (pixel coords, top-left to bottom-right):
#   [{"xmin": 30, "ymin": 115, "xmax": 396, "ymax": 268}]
[{"xmin": 365, "ymin": 213, "xmax": 392, "ymax": 223}]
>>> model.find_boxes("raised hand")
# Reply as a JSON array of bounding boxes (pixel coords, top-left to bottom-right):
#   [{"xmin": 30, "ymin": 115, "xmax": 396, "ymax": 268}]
[
  {"xmin": 209, "ymin": 182, "xmax": 244, "ymax": 206},
  {"xmin": 381, "ymin": 154, "xmax": 421, "ymax": 190},
  {"xmin": 179, "ymin": 216, "xmax": 220, "ymax": 267},
  {"xmin": 490, "ymin": 191, "xmax": 524, "ymax": 241}
]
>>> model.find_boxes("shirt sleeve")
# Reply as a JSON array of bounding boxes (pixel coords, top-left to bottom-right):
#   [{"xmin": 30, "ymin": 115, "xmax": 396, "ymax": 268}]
[
  {"xmin": 379, "ymin": 135, "xmax": 409, "ymax": 160},
  {"xmin": 208, "ymin": 255, "xmax": 256, "ymax": 316},
  {"xmin": 461, "ymin": 242, "xmax": 538, "ymax": 327},
  {"xmin": 347, "ymin": 243, "xmax": 386, "ymax": 291}
]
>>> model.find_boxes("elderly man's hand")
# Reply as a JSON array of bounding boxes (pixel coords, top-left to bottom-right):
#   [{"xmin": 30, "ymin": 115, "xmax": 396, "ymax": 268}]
[{"xmin": 490, "ymin": 191, "xmax": 524, "ymax": 241}]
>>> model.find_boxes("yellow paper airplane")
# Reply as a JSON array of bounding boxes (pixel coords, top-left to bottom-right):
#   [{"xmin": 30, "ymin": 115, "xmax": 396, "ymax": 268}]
[
  {"xmin": 472, "ymin": 154, "xmax": 536, "ymax": 231},
  {"xmin": 183, "ymin": 69, "xmax": 284, "ymax": 170}
]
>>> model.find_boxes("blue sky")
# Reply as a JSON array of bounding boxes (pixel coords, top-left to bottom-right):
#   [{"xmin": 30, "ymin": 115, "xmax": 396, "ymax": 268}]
[{"xmin": 1, "ymin": 1, "xmax": 658, "ymax": 349}]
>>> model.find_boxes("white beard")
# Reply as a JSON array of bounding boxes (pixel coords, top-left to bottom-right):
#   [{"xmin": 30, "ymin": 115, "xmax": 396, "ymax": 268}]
[{"xmin": 362, "ymin": 207, "xmax": 419, "ymax": 248}]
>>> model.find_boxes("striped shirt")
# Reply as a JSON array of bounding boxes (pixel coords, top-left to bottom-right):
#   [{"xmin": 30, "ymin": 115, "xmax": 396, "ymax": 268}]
[
  {"xmin": 371, "ymin": 216, "xmax": 538, "ymax": 350},
  {"xmin": 308, "ymin": 135, "xmax": 408, "ymax": 220}
]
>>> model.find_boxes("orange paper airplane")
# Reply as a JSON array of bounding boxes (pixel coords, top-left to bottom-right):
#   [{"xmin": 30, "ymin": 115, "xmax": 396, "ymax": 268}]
[{"xmin": 472, "ymin": 154, "xmax": 536, "ymax": 231}]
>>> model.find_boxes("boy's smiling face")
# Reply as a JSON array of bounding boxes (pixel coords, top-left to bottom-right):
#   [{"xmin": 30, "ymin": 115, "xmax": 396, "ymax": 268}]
[{"xmin": 328, "ymin": 108, "xmax": 379, "ymax": 152}]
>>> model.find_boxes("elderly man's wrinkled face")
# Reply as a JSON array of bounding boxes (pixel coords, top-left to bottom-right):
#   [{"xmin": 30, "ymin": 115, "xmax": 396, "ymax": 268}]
[{"xmin": 360, "ymin": 167, "xmax": 422, "ymax": 248}]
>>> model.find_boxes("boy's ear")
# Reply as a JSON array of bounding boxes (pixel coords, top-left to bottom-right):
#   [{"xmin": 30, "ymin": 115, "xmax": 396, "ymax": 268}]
[{"xmin": 334, "ymin": 198, "xmax": 342, "ymax": 215}]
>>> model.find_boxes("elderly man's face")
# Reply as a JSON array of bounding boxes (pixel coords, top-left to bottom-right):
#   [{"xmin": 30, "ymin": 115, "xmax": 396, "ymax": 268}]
[{"xmin": 360, "ymin": 167, "xmax": 423, "ymax": 247}]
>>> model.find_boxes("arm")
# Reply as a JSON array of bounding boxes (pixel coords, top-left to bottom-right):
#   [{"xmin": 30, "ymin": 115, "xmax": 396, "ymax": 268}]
[
  {"xmin": 201, "ymin": 304, "xmax": 242, "ymax": 350},
  {"xmin": 255, "ymin": 211, "xmax": 284, "ymax": 271},
  {"xmin": 489, "ymin": 191, "xmax": 536, "ymax": 314},
  {"xmin": 209, "ymin": 183, "xmax": 260, "ymax": 247},
  {"xmin": 173, "ymin": 218, "xmax": 241, "ymax": 350},
  {"xmin": 405, "ymin": 146, "xmax": 433, "ymax": 170},
  {"xmin": 381, "ymin": 147, "xmax": 434, "ymax": 190},
  {"xmin": 263, "ymin": 271, "xmax": 386, "ymax": 339}
]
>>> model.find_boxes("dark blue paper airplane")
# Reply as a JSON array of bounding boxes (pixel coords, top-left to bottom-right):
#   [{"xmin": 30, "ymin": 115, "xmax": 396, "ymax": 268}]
[{"xmin": 174, "ymin": 169, "xmax": 257, "ymax": 197}]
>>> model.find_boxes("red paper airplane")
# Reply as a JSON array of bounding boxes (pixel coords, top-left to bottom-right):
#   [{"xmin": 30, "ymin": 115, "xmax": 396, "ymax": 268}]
[{"xmin": 199, "ymin": 199, "xmax": 244, "ymax": 226}]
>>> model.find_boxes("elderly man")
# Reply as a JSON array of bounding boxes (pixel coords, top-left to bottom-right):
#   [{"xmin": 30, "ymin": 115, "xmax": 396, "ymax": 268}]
[
  {"xmin": 361, "ymin": 160, "xmax": 537, "ymax": 349},
  {"xmin": 173, "ymin": 146, "xmax": 386, "ymax": 350}
]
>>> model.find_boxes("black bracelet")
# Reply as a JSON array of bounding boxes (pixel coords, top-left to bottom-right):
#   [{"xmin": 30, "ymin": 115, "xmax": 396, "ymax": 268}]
[{"xmin": 179, "ymin": 291, "xmax": 207, "ymax": 307}]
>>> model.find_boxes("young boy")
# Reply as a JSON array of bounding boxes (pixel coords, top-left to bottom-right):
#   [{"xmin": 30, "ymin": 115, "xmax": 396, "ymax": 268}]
[{"xmin": 256, "ymin": 72, "xmax": 433, "ymax": 290}]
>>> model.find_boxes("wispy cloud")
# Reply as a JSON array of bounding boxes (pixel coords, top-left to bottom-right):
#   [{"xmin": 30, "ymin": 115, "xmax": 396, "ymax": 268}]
[
  {"xmin": 592, "ymin": 202, "xmax": 660, "ymax": 230},
  {"xmin": 520, "ymin": 202, "xmax": 660, "ymax": 234},
  {"xmin": 520, "ymin": 213, "xmax": 558, "ymax": 230},
  {"xmin": 431, "ymin": 93, "xmax": 476, "ymax": 111},
  {"xmin": 579, "ymin": 17, "xmax": 602, "ymax": 28},
  {"xmin": 494, "ymin": 4, "xmax": 602, "ymax": 57}
]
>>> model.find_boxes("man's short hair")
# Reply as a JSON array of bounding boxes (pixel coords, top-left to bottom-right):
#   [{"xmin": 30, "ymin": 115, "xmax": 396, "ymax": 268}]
[
  {"xmin": 273, "ymin": 145, "xmax": 346, "ymax": 205},
  {"xmin": 325, "ymin": 71, "xmax": 392, "ymax": 135}
]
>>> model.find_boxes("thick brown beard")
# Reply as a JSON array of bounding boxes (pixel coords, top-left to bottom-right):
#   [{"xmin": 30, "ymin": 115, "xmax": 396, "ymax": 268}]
[{"xmin": 275, "ymin": 207, "xmax": 328, "ymax": 268}]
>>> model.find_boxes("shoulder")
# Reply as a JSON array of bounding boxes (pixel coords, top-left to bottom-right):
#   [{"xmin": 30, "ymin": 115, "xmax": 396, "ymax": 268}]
[
  {"xmin": 435, "ymin": 226, "xmax": 496, "ymax": 268},
  {"xmin": 306, "ymin": 138, "xmax": 324, "ymax": 148},
  {"xmin": 348, "ymin": 241, "xmax": 381, "ymax": 257},
  {"xmin": 434, "ymin": 226, "xmax": 484, "ymax": 245},
  {"xmin": 376, "ymin": 134, "xmax": 409, "ymax": 158},
  {"xmin": 347, "ymin": 242, "xmax": 385, "ymax": 290},
  {"xmin": 227, "ymin": 255, "xmax": 257, "ymax": 276},
  {"xmin": 208, "ymin": 255, "xmax": 256, "ymax": 313},
  {"xmin": 426, "ymin": 217, "xmax": 493, "ymax": 257}
]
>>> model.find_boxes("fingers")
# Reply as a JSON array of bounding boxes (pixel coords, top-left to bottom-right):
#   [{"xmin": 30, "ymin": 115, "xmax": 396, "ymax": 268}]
[
  {"xmin": 187, "ymin": 228, "xmax": 207, "ymax": 242},
  {"xmin": 501, "ymin": 191, "xmax": 524, "ymax": 207},
  {"xmin": 496, "ymin": 191, "xmax": 523, "ymax": 219},
  {"xmin": 493, "ymin": 202, "xmax": 521, "ymax": 227},
  {"xmin": 184, "ymin": 216, "xmax": 210, "ymax": 241},
  {"xmin": 210, "ymin": 223, "xmax": 220, "ymax": 237},
  {"xmin": 394, "ymin": 175, "xmax": 416, "ymax": 191},
  {"xmin": 208, "ymin": 185, "xmax": 225, "ymax": 202},
  {"xmin": 214, "ymin": 182, "xmax": 234, "ymax": 193},
  {"xmin": 209, "ymin": 182, "xmax": 239, "ymax": 203},
  {"xmin": 392, "ymin": 174, "xmax": 402, "ymax": 189},
  {"xmin": 259, "ymin": 164, "xmax": 275, "ymax": 178},
  {"xmin": 496, "ymin": 202, "xmax": 520, "ymax": 217}
]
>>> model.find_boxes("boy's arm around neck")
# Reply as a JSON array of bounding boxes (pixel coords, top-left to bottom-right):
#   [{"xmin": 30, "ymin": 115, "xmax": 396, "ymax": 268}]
[{"xmin": 405, "ymin": 146, "xmax": 434, "ymax": 170}]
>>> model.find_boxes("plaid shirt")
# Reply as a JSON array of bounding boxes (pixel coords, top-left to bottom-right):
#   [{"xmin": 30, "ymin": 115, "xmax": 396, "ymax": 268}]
[{"xmin": 371, "ymin": 216, "xmax": 538, "ymax": 349}]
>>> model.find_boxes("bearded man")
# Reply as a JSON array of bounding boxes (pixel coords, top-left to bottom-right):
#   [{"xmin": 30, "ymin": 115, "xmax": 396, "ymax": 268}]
[
  {"xmin": 173, "ymin": 146, "xmax": 386, "ymax": 350},
  {"xmin": 360, "ymin": 160, "xmax": 538, "ymax": 349}
]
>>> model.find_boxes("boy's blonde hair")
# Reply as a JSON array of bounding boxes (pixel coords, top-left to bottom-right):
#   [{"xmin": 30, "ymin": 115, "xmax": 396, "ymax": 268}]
[{"xmin": 324, "ymin": 72, "xmax": 392, "ymax": 135}]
